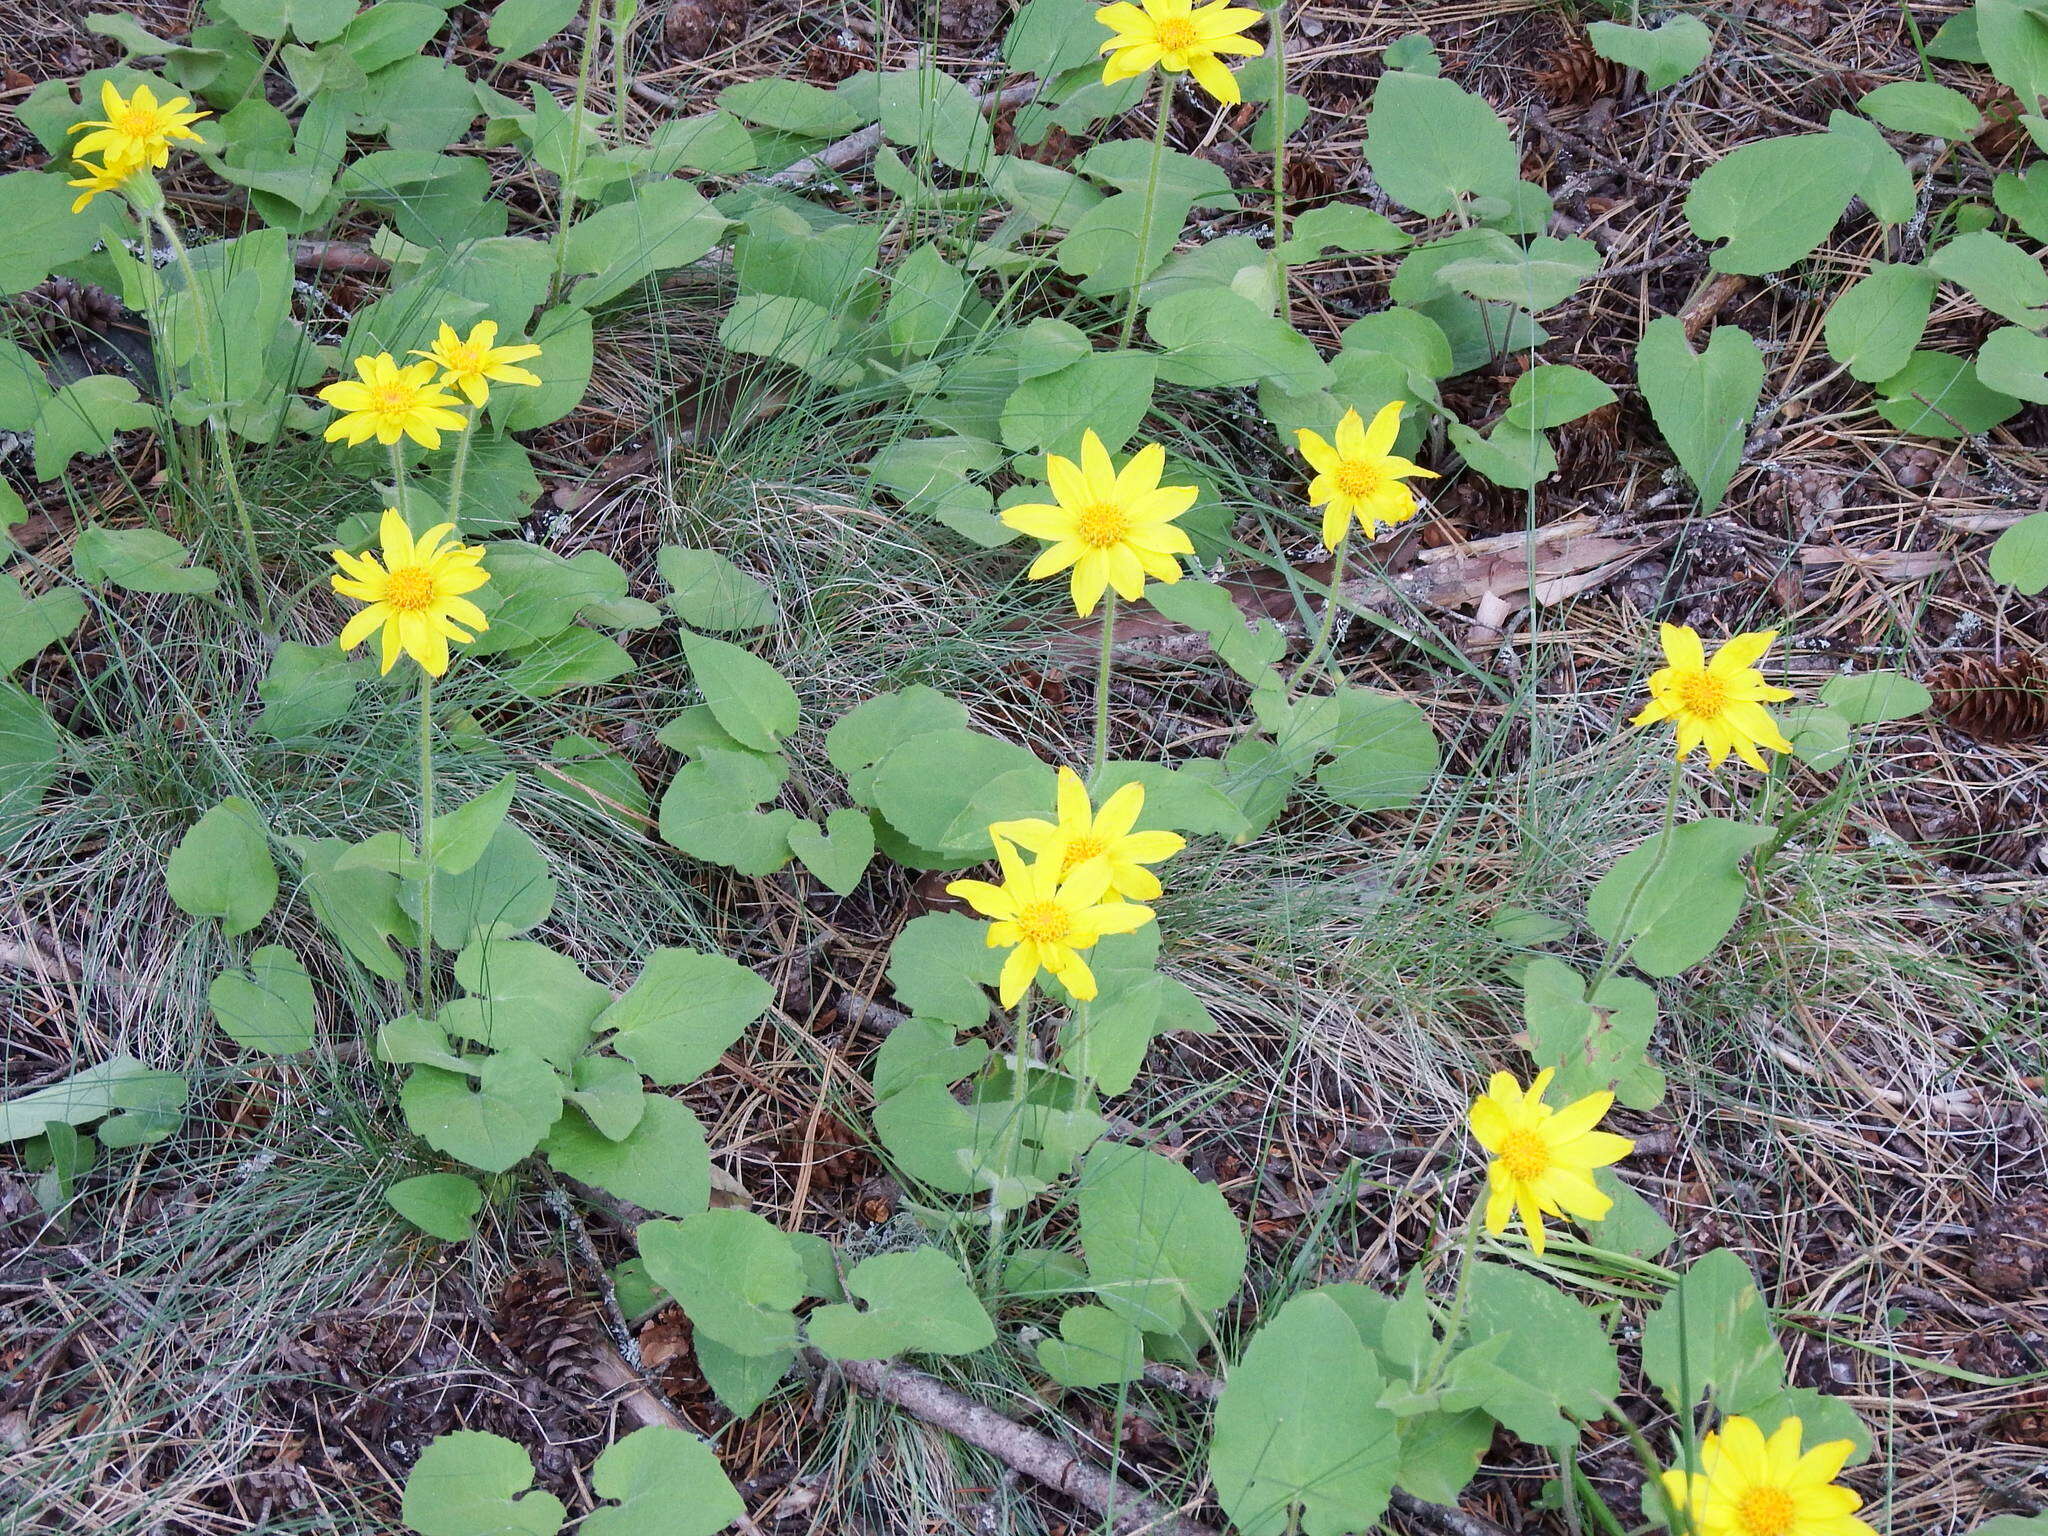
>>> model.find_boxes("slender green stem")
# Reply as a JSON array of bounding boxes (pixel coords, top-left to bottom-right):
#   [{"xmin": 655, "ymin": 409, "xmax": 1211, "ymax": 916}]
[
  {"xmin": 417, "ymin": 671, "xmax": 437, "ymax": 1015},
  {"xmin": 446, "ymin": 416, "xmax": 476, "ymax": 530},
  {"xmin": 148, "ymin": 206, "xmax": 269, "ymax": 631},
  {"xmin": 1419, "ymin": 1203, "xmax": 1483, "ymax": 1392},
  {"xmin": 1092, "ymin": 590, "xmax": 1117, "ymax": 781},
  {"xmin": 985, "ymin": 992, "xmax": 1036, "ymax": 1283},
  {"xmin": 390, "ymin": 439, "xmax": 408, "ymax": 515},
  {"xmin": 1117, "ymin": 73, "xmax": 1177, "ymax": 347},
  {"xmin": 1267, "ymin": 0, "xmax": 1289, "ymax": 263},
  {"xmin": 548, "ymin": 0, "xmax": 609, "ymax": 302},
  {"xmin": 610, "ymin": 0, "xmax": 641, "ymax": 141},
  {"xmin": 1291, "ymin": 534, "xmax": 1347, "ymax": 700}
]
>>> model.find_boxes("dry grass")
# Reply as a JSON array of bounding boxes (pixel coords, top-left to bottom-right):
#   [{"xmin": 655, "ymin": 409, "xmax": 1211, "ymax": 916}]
[{"xmin": 4, "ymin": 0, "xmax": 2047, "ymax": 1531}]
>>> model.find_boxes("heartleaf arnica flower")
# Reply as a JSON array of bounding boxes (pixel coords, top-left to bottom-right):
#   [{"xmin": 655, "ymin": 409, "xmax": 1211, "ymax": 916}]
[
  {"xmin": 990, "ymin": 767, "xmax": 1184, "ymax": 902},
  {"xmin": 1097, "ymin": 0, "xmax": 1265, "ymax": 105},
  {"xmin": 332, "ymin": 509, "xmax": 490, "ymax": 677},
  {"xmin": 1468, "ymin": 1069, "xmax": 1633, "ymax": 1256},
  {"xmin": 414, "ymin": 320, "xmax": 544, "ymax": 407},
  {"xmin": 1658, "ymin": 1415, "xmax": 1876, "ymax": 1536},
  {"xmin": 318, "ymin": 353, "xmax": 469, "ymax": 450},
  {"xmin": 947, "ymin": 835, "xmax": 1155, "ymax": 1007},
  {"xmin": 1000, "ymin": 430, "xmax": 1197, "ymax": 617},
  {"xmin": 69, "ymin": 80, "xmax": 208, "ymax": 172},
  {"xmin": 67, "ymin": 157, "xmax": 138, "ymax": 214},
  {"xmin": 1294, "ymin": 401, "xmax": 1438, "ymax": 549},
  {"xmin": 1631, "ymin": 624, "xmax": 1795, "ymax": 771}
]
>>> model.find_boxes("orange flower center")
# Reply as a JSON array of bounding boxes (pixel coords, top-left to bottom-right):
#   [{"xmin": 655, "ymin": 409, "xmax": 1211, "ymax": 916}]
[
  {"xmin": 116, "ymin": 108, "xmax": 161, "ymax": 137},
  {"xmin": 1075, "ymin": 502, "xmax": 1131, "ymax": 549},
  {"xmin": 1016, "ymin": 899, "xmax": 1073, "ymax": 945},
  {"xmin": 1154, "ymin": 16, "xmax": 1199, "ymax": 50},
  {"xmin": 1059, "ymin": 833, "xmax": 1108, "ymax": 875},
  {"xmin": 383, "ymin": 565, "xmax": 437, "ymax": 615},
  {"xmin": 1497, "ymin": 1128, "xmax": 1551, "ymax": 1182},
  {"xmin": 1733, "ymin": 1486, "xmax": 1796, "ymax": 1536},
  {"xmin": 372, "ymin": 383, "xmax": 418, "ymax": 416},
  {"xmin": 1675, "ymin": 671, "xmax": 1731, "ymax": 720},
  {"xmin": 1334, "ymin": 461, "xmax": 1384, "ymax": 500},
  {"xmin": 447, "ymin": 346, "xmax": 482, "ymax": 372}
]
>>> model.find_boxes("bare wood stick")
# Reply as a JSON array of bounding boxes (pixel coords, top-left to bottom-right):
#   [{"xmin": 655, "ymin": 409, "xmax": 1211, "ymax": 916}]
[
  {"xmin": 828, "ymin": 1355, "xmax": 1221, "ymax": 1536},
  {"xmin": 1678, "ymin": 271, "xmax": 1749, "ymax": 339},
  {"xmin": 291, "ymin": 241, "xmax": 393, "ymax": 275}
]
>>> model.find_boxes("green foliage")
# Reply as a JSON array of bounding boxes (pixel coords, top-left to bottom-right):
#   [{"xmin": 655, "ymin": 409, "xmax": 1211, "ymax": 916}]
[
  {"xmin": 1074, "ymin": 1142, "xmax": 1245, "ymax": 1332},
  {"xmin": 637, "ymin": 1209, "xmax": 805, "ymax": 1357},
  {"xmin": 399, "ymin": 1430, "xmax": 567, "ymax": 1536},
  {"xmin": 0, "ymin": 1055, "xmax": 188, "ymax": 1146},
  {"xmin": 1520, "ymin": 956, "xmax": 1665, "ymax": 1109},
  {"xmin": 400, "ymin": 1050, "xmax": 563, "ymax": 1173},
  {"xmin": 582, "ymin": 1425, "xmax": 744, "ymax": 1536},
  {"xmin": 166, "ymin": 796, "xmax": 278, "ymax": 937},
  {"xmin": 387, "ymin": 1171, "xmax": 484, "ymax": 1240},
  {"xmin": 209, "ymin": 944, "xmax": 317, "ymax": 1054},
  {"xmin": 1442, "ymin": 1264, "xmax": 1621, "ymax": 1449},
  {"xmin": 1635, "ymin": 317, "xmax": 1765, "ymax": 513},
  {"xmin": 1210, "ymin": 1291, "xmax": 1399, "ymax": 1535},
  {"xmin": 1587, "ymin": 16, "xmax": 1714, "ymax": 91},
  {"xmin": 597, "ymin": 948, "xmax": 772, "ymax": 1086},
  {"xmin": 1824, "ymin": 263, "xmax": 1936, "ymax": 383},
  {"xmin": 807, "ymin": 1247, "xmax": 996, "ymax": 1360},
  {"xmin": 0, "ymin": 574, "xmax": 85, "ymax": 674},
  {"xmin": 1586, "ymin": 818, "xmax": 1772, "ymax": 977}
]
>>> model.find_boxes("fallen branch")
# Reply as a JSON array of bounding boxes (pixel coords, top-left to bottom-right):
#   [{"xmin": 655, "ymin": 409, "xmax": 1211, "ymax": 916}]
[
  {"xmin": 291, "ymin": 240, "xmax": 392, "ymax": 275},
  {"xmin": 827, "ymin": 1354, "xmax": 1220, "ymax": 1536}
]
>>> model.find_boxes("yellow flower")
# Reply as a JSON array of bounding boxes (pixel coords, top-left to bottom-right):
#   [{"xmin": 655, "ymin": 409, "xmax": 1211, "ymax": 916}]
[
  {"xmin": 69, "ymin": 80, "xmax": 208, "ymax": 172},
  {"xmin": 1658, "ymin": 1415, "xmax": 1875, "ymax": 1536},
  {"xmin": 413, "ymin": 320, "xmax": 545, "ymax": 407},
  {"xmin": 67, "ymin": 157, "xmax": 139, "ymax": 214},
  {"xmin": 1000, "ymin": 430, "xmax": 1197, "ymax": 617},
  {"xmin": 331, "ymin": 508, "xmax": 491, "ymax": 677},
  {"xmin": 947, "ymin": 835, "xmax": 1155, "ymax": 1007},
  {"xmin": 318, "ymin": 353, "xmax": 469, "ymax": 450},
  {"xmin": 1630, "ymin": 624, "xmax": 1795, "ymax": 771},
  {"xmin": 1097, "ymin": 0, "xmax": 1265, "ymax": 105},
  {"xmin": 1468, "ymin": 1069, "xmax": 1633, "ymax": 1256},
  {"xmin": 989, "ymin": 767, "xmax": 1184, "ymax": 902},
  {"xmin": 1294, "ymin": 401, "xmax": 1439, "ymax": 549}
]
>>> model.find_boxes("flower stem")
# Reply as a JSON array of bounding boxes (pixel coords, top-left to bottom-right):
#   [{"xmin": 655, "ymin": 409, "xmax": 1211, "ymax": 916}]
[
  {"xmin": 1092, "ymin": 590, "xmax": 1117, "ymax": 782},
  {"xmin": 1117, "ymin": 73, "xmax": 1176, "ymax": 348},
  {"xmin": 389, "ymin": 440, "xmax": 409, "ymax": 520},
  {"xmin": 985, "ymin": 992, "xmax": 1035, "ymax": 1284},
  {"xmin": 417, "ymin": 670, "xmax": 437, "ymax": 1015},
  {"xmin": 1268, "ymin": 0, "xmax": 1290, "ymax": 265},
  {"xmin": 447, "ymin": 415, "xmax": 476, "ymax": 531},
  {"xmin": 548, "ymin": 0, "xmax": 609, "ymax": 303},
  {"xmin": 1291, "ymin": 534, "xmax": 1347, "ymax": 701},
  {"xmin": 149, "ymin": 207, "xmax": 269, "ymax": 632}
]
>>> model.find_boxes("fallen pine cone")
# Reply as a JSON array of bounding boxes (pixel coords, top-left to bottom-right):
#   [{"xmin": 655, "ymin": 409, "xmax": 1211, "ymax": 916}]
[{"xmin": 1926, "ymin": 653, "xmax": 2048, "ymax": 744}]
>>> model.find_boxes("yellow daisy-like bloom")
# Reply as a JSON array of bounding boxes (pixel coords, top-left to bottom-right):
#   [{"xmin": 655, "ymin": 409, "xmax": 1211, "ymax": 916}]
[
  {"xmin": 69, "ymin": 80, "xmax": 208, "ymax": 172},
  {"xmin": 989, "ymin": 767, "xmax": 1185, "ymax": 902},
  {"xmin": 1294, "ymin": 401, "xmax": 1439, "ymax": 550},
  {"xmin": 1630, "ymin": 624, "xmax": 1796, "ymax": 771},
  {"xmin": 413, "ymin": 320, "xmax": 545, "ymax": 408},
  {"xmin": 318, "ymin": 353, "xmax": 469, "ymax": 450},
  {"xmin": 331, "ymin": 508, "xmax": 491, "ymax": 677},
  {"xmin": 1000, "ymin": 430, "xmax": 1198, "ymax": 618},
  {"xmin": 1097, "ymin": 0, "xmax": 1265, "ymax": 105},
  {"xmin": 947, "ymin": 835, "xmax": 1156, "ymax": 1008},
  {"xmin": 1658, "ymin": 1416, "xmax": 1875, "ymax": 1536},
  {"xmin": 1468, "ymin": 1068, "xmax": 1633, "ymax": 1256},
  {"xmin": 67, "ymin": 157, "xmax": 139, "ymax": 214}
]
